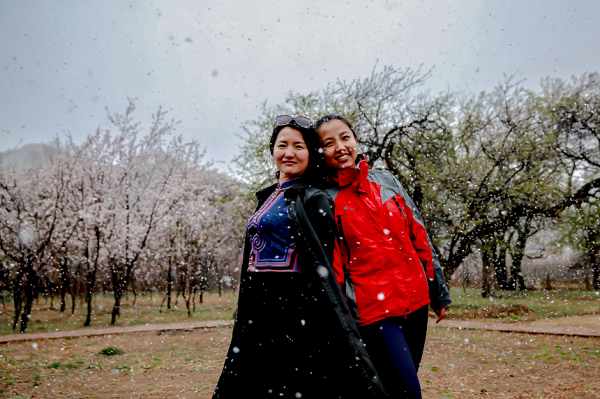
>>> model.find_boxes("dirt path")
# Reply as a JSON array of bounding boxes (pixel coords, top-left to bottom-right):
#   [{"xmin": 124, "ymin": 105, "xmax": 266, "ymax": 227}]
[
  {"xmin": 435, "ymin": 317, "xmax": 600, "ymax": 337},
  {"xmin": 525, "ymin": 313, "xmax": 600, "ymax": 329},
  {"xmin": 0, "ymin": 322, "xmax": 598, "ymax": 399},
  {"xmin": 1, "ymin": 314, "xmax": 597, "ymax": 344},
  {"xmin": 0, "ymin": 320, "xmax": 234, "ymax": 343},
  {"xmin": 0, "ymin": 315, "xmax": 598, "ymax": 398}
]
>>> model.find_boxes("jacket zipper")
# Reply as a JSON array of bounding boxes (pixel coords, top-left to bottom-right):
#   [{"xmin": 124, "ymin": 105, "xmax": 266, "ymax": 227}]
[{"xmin": 392, "ymin": 197, "xmax": 406, "ymax": 226}]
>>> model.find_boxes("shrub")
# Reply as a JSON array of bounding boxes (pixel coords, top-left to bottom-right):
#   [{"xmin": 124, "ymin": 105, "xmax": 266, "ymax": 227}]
[{"xmin": 98, "ymin": 346, "xmax": 126, "ymax": 356}]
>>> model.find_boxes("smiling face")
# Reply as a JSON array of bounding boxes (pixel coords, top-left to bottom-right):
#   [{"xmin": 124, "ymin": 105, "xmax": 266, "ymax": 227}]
[
  {"xmin": 273, "ymin": 126, "xmax": 310, "ymax": 183},
  {"xmin": 316, "ymin": 119, "xmax": 359, "ymax": 169}
]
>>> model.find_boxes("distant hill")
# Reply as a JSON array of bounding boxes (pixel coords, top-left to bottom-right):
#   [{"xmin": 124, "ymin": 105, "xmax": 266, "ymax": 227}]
[{"xmin": 1, "ymin": 143, "xmax": 58, "ymax": 171}]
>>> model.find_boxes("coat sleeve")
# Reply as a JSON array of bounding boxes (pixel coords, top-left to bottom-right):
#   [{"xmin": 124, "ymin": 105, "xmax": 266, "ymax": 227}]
[
  {"xmin": 288, "ymin": 186, "xmax": 388, "ymax": 398},
  {"xmin": 302, "ymin": 189, "xmax": 337, "ymax": 267},
  {"xmin": 303, "ymin": 189, "xmax": 345, "ymax": 288},
  {"xmin": 390, "ymin": 176, "xmax": 452, "ymax": 310},
  {"xmin": 332, "ymin": 233, "xmax": 345, "ymax": 289}
]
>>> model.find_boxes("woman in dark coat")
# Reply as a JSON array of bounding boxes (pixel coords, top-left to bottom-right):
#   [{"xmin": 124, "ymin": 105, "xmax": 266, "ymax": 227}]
[{"xmin": 213, "ymin": 116, "xmax": 385, "ymax": 399}]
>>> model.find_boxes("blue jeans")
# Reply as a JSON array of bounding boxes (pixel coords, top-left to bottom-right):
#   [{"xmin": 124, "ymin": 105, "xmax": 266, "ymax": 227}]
[{"xmin": 358, "ymin": 305, "xmax": 429, "ymax": 398}]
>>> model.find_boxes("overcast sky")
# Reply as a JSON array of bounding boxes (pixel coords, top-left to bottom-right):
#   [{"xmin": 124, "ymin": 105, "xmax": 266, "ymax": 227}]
[{"xmin": 2, "ymin": 0, "xmax": 600, "ymax": 168}]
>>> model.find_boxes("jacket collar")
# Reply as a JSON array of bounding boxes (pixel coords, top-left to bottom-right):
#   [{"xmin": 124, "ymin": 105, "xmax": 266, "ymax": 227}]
[
  {"xmin": 332, "ymin": 154, "xmax": 369, "ymax": 188},
  {"xmin": 255, "ymin": 183, "xmax": 276, "ymax": 202},
  {"xmin": 255, "ymin": 177, "xmax": 307, "ymax": 202}
]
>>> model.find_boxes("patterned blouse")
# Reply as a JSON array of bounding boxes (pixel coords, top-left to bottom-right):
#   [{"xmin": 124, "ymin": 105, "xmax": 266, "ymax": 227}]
[{"xmin": 246, "ymin": 178, "xmax": 300, "ymax": 272}]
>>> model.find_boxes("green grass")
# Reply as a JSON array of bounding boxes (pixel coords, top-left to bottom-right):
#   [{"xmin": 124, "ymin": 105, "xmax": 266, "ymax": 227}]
[
  {"xmin": 446, "ymin": 287, "xmax": 599, "ymax": 321},
  {"xmin": 97, "ymin": 347, "xmax": 125, "ymax": 356},
  {"xmin": 1, "ymin": 287, "xmax": 596, "ymax": 335},
  {"xmin": 0, "ymin": 291, "xmax": 237, "ymax": 335},
  {"xmin": 46, "ymin": 360, "xmax": 80, "ymax": 369}
]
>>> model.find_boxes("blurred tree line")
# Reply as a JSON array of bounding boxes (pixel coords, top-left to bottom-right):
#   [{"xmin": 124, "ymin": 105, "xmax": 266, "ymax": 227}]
[
  {"xmin": 3, "ymin": 68, "xmax": 600, "ymax": 334},
  {"xmin": 0, "ymin": 100, "xmax": 248, "ymax": 333},
  {"xmin": 233, "ymin": 67, "xmax": 600, "ymax": 297}
]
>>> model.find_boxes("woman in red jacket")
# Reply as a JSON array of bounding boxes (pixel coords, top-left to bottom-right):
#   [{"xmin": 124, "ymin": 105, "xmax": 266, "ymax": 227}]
[{"xmin": 315, "ymin": 114, "xmax": 452, "ymax": 399}]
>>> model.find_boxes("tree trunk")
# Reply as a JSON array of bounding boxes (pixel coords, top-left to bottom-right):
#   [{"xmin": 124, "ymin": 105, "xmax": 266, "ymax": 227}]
[
  {"xmin": 60, "ymin": 284, "xmax": 67, "ymax": 312},
  {"xmin": 12, "ymin": 270, "xmax": 25, "ymax": 330},
  {"xmin": 509, "ymin": 219, "xmax": 531, "ymax": 291},
  {"xmin": 12, "ymin": 303, "xmax": 21, "ymax": 330},
  {"xmin": 20, "ymin": 266, "xmax": 37, "ymax": 333},
  {"xmin": 444, "ymin": 238, "xmax": 474, "ymax": 290},
  {"xmin": 462, "ymin": 263, "xmax": 470, "ymax": 293},
  {"xmin": 20, "ymin": 292, "xmax": 34, "ymax": 333},
  {"xmin": 110, "ymin": 265, "xmax": 126, "ymax": 325},
  {"xmin": 83, "ymin": 268, "xmax": 97, "ymax": 327},
  {"xmin": 131, "ymin": 278, "xmax": 137, "ymax": 307},
  {"xmin": 438, "ymin": 254, "xmax": 455, "ymax": 292},
  {"xmin": 182, "ymin": 289, "xmax": 192, "ymax": 317},
  {"xmin": 84, "ymin": 229, "xmax": 101, "ymax": 326},
  {"xmin": 71, "ymin": 289, "xmax": 76, "ymax": 315},
  {"xmin": 493, "ymin": 245, "xmax": 508, "ymax": 291},
  {"xmin": 408, "ymin": 182, "xmax": 424, "ymax": 210},
  {"xmin": 192, "ymin": 288, "xmax": 196, "ymax": 312},
  {"xmin": 166, "ymin": 264, "xmax": 172, "ymax": 309},
  {"xmin": 509, "ymin": 253, "xmax": 527, "ymax": 291},
  {"xmin": 588, "ymin": 245, "xmax": 600, "ymax": 290},
  {"xmin": 174, "ymin": 289, "xmax": 181, "ymax": 306},
  {"xmin": 481, "ymin": 248, "xmax": 495, "ymax": 298},
  {"xmin": 111, "ymin": 291, "xmax": 122, "ymax": 325}
]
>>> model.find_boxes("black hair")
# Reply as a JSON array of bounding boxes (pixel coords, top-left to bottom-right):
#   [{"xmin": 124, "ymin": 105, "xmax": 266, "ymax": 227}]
[
  {"xmin": 313, "ymin": 114, "xmax": 357, "ymax": 139},
  {"xmin": 269, "ymin": 122, "xmax": 328, "ymax": 186}
]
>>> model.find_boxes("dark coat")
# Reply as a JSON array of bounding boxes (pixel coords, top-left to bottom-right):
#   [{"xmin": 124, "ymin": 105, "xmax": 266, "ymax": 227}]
[{"xmin": 213, "ymin": 180, "xmax": 386, "ymax": 398}]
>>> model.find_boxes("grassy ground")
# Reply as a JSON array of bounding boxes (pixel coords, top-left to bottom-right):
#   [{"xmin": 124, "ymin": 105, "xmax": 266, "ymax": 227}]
[
  {"xmin": 0, "ymin": 292, "xmax": 237, "ymax": 336},
  {"xmin": 420, "ymin": 323, "xmax": 600, "ymax": 398},
  {"xmin": 446, "ymin": 287, "xmax": 600, "ymax": 322},
  {"xmin": 1, "ymin": 287, "xmax": 598, "ymax": 335},
  {"xmin": 0, "ymin": 327, "xmax": 228, "ymax": 398},
  {"xmin": 0, "ymin": 323, "xmax": 598, "ymax": 398},
  {"xmin": 0, "ymin": 288, "xmax": 598, "ymax": 398}
]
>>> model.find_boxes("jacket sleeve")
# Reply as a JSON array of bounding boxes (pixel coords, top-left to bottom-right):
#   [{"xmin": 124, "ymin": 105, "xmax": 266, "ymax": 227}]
[{"xmin": 391, "ymin": 177, "xmax": 452, "ymax": 310}]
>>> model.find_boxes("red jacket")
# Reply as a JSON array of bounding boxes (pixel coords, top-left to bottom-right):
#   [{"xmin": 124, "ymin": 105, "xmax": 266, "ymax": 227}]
[{"xmin": 327, "ymin": 158, "xmax": 451, "ymax": 326}]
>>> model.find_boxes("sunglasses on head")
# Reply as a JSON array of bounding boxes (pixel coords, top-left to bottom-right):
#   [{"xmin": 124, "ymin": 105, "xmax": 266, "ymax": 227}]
[{"xmin": 274, "ymin": 115, "xmax": 313, "ymax": 129}]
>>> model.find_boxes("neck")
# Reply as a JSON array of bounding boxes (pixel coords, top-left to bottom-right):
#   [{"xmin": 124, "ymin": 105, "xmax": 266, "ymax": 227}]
[{"xmin": 279, "ymin": 173, "xmax": 302, "ymax": 185}]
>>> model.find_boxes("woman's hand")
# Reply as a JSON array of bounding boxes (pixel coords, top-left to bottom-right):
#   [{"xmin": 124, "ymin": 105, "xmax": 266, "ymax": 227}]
[{"xmin": 434, "ymin": 306, "xmax": 446, "ymax": 323}]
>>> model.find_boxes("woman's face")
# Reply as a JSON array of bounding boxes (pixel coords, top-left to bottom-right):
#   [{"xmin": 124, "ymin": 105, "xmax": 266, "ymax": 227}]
[
  {"xmin": 273, "ymin": 126, "xmax": 310, "ymax": 182},
  {"xmin": 317, "ymin": 119, "xmax": 358, "ymax": 169}
]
